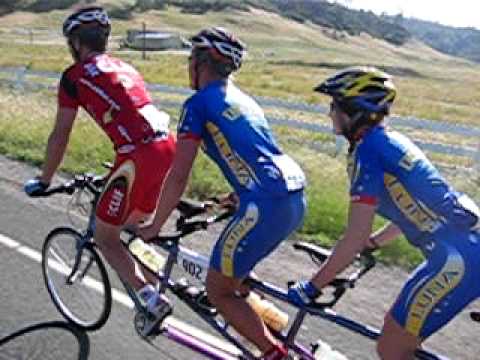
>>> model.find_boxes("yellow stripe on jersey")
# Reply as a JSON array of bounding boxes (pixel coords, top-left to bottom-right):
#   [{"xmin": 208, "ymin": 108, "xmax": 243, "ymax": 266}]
[
  {"xmin": 206, "ymin": 121, "xmax": 258, "ymax": 188},
  {"xmin": 384, "ymin": 173, "xmax": 444, "ymax": 233}
]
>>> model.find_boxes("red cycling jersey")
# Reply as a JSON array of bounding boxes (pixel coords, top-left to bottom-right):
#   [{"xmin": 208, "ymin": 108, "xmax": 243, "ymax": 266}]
[
  {"xmin": 58, "ymin": 53, "xmax": 168, "ymax": 150},
  {"xmin": 58, "ymin": 53, "xmax": 175, "ymax": 225}
]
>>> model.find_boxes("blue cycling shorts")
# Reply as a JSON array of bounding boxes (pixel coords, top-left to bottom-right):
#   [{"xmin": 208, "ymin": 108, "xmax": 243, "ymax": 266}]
[
  {"xmin": 391, "ymin": 227, "xmax": 480, "ymax": 338},
  {"xmin": 210, "ymin": 190, "xmax": 305, "ymax": 279}
]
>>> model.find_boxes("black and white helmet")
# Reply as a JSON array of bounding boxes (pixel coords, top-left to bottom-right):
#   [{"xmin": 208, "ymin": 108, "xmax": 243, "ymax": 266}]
[
  {"xmin": 190, "ymin": 27, "xmax": 246, "ymax": 71},
  {"xmin": 63, "ymin": 6, "xmax": 111, "ymax": 37}
]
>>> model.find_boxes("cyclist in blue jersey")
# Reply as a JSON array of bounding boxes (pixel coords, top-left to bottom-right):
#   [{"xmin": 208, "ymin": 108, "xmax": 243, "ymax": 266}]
[
  {"xmin": 138, "ymin": 27, "xmax": 306, "ymax": 359},
  {"xmin": 288, "ymin": 67, "xmax": 480, "ymax": 359}
]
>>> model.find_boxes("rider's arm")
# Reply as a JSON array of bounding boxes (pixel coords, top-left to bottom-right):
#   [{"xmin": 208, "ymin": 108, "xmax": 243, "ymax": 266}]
[
  {"xmin": 310, "ymin": 201, "xmax": 376, "ymax": 290},
  {"xmin": 139, "ymin": 138, "xmax": 201, "ymax": 240},
  {"xmin": 137, "ymin": 97, "xmax": 204, "ymax": 240},
  {"xmin": 39, "ymin": 106, "xmax": 77, "ymax": 184},
  {"xmin": 367, "ymin": 222, "xmax": 402, "ymax": 249}
]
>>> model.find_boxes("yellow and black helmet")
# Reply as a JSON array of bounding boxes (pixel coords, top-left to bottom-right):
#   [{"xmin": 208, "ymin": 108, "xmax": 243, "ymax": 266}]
[{"xmin": 315, "ymin": 67, "xmax": 396, "ymax": 114}]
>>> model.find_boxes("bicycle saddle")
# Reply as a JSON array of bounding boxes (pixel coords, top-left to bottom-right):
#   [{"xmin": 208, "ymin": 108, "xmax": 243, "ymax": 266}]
[{"xmin": 177, "ymin": 199, "xmax": 206, "ymax": 218}]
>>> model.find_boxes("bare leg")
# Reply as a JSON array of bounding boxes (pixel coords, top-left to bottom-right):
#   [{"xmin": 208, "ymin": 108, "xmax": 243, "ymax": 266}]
[
  {"xmin": 206, "ymin": 269, "xmax": 280, "ymax": 353},
  {"xmin": 377, "ymin": 312, "xmax": 422, "ymax": 360},
  {"xmin": 95, "ymin": 209, "xmax": 157, "ymax": 291}
]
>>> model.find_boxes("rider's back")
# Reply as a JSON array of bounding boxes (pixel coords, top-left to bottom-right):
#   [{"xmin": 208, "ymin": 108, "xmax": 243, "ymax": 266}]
[
  {"xmin": 59, "ymin": 54, "xmax": 166, "ymax": 149},
  {"xmin": 351, "ymin": 125, "xmax": 479, "ymax": 247},
  {"xmin": 179, "ymin": 80, "xmax": 305, "ymax": 197}
]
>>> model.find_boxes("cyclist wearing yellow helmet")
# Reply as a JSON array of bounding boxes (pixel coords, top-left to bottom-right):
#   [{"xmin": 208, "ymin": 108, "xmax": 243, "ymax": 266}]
[{"xmin": 289, "ymin": 67, "xmax": 480, "ymax": 359}]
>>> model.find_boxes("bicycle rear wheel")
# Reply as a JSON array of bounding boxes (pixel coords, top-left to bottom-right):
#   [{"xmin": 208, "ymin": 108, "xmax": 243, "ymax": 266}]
[{"xmin": 42, "ymin": 227, "xmax": 112, "ymax": 331}]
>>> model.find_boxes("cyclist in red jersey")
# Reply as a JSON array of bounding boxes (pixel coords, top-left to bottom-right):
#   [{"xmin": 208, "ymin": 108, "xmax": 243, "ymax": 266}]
[{"xmin": 24, "ymin": 7, "xmax": 176, "ymax": 322}]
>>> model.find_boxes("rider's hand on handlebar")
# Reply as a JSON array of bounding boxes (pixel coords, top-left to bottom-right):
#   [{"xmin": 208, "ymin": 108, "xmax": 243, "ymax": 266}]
[
  {"xmin": 24, "ymin": 177, "xmax": 50, "ymax": 197},
  {"xmin": 120, "ymin": 224, "xmax": 158, "ymax": 243},
  {"xmin": 207, "ymin": 192, "xmax": 239, "ymax": 211},
  {"xmin": 287, "ymin": 280, "xmax": 321, "ymax": 307},
  {"xmin": 120, "ymin": 225, "xmax": 138, "ymax": 244},
  {"xmin": 135, "ymin": 225, "xmax": 160, "ymax": 243}
]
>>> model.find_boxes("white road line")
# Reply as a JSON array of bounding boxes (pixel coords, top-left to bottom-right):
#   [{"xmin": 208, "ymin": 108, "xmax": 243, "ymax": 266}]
[
  {"xmin": 0, "ymin": 233, "xmax": 20, "ymax": 248},
  {"xmin": 0, "ymin": 233, "xmax": 241, "ymax": 358}
]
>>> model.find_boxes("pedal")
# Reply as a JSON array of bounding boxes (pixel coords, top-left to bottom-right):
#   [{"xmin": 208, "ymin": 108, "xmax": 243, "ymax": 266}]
[{"xmin": 134, "ymin": 298, "xmax": 173, "ymax": 339}]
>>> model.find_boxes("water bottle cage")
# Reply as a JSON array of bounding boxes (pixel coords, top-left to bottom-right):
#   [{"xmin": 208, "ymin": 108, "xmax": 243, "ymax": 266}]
[{"xmin": 194, "ymin": 292, "xmax": 217, "ymax": 316}]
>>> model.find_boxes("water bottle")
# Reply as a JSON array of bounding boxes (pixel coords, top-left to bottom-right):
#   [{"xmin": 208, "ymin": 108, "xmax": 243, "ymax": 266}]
[
  {"xmin": 246, "ymin": 292, "xmax": 289, "ymax": 332},
  {"xmin": 129, "ymin": 238, "xmax": 166, "ymax": 273},
  {"xmin": 313, "ymin": 339, "xmax": 348, "ymax": 360}
]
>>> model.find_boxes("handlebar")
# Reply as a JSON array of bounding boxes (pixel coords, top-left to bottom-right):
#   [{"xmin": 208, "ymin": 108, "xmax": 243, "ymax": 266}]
[
  {"xmin": 291, "ymin": 243, "xmax": 377, "ymax": 309},
  {"xmin": 151, "ymin": 198, "xmax": 236, "ymax": 244},
  {"xmin": 36, "ymin": 174, "xmax": 106, "ymax": 197},
  {"xmin": 30, "ymin": 163, "xmax": 113, "ymax": 198}
]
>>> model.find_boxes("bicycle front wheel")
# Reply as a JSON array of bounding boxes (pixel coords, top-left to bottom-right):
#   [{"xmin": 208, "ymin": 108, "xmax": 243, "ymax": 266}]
[{"xmin": 42, "ymin": 227, "xmax": 112, "ymax": 331}]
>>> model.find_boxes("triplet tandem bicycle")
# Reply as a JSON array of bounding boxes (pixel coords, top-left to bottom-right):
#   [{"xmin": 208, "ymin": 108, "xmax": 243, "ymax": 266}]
[{"xmin": 36, "ymin": 166, "xmax": 450, "ymax": 360}]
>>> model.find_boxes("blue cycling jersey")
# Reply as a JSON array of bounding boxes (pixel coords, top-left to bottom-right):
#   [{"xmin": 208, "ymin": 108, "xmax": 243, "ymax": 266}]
[
  {"xmin": 177, "ymin": 80, "xmax": 305, "ymax": 196},
  {"xmin": 349, "ymin": 125, "xmax": 479, "ymax": 248}
]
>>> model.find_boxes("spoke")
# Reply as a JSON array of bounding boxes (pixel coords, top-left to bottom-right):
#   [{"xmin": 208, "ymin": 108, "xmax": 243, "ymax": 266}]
[{"xmin": 49, "ymin": 248, "xmax": 72, "ymax": 271}]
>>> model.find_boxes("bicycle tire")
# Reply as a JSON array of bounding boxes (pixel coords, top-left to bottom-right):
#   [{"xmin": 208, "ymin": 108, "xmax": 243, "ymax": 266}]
[{"xmin": 42, "ymin": 227, "xmax": 112, "ymax": 331}]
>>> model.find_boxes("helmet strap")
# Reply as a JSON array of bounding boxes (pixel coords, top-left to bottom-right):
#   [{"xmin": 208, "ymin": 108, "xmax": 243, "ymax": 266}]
[
  {"xmin": 68, "ymin": 38, "xmax": 81, "ymax": 62},
  {"xmin": 192, "ymin": 49, "xmax": 207, "ymax": 90},
  {"xmin": 194, "ymin": 59, "xmax": 200, "ymax": 90},
  {"xmin": 342, "ymin": 111, "xmax": 366, "ymax": 148}
]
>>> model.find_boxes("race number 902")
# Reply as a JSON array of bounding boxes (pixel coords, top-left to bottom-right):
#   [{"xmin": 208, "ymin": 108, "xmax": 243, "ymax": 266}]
[{"xmin": 182, "ymin": 259, "xmax": 203, "ymax": 280}]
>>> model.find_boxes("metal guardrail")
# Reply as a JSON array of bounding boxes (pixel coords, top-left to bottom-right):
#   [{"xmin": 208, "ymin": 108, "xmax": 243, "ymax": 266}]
[{"xmin": 0, "ymin": 66, "xmax": 478, "ymax": 167}]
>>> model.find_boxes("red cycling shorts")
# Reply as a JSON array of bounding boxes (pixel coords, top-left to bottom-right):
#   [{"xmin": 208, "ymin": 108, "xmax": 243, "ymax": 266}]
[{"xmin": 96, "ymin": 134, "xmax": 175, "ymax": 226}]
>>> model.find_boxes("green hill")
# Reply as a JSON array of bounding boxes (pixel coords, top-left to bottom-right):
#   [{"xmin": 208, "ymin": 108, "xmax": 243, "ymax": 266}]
[
  {"xmin": 5, "ymin": 0, "xmax": 480, "ymax": 63},
  {"xmin": 390, "ymin": 15, "xmax": 480, "ymax": 63},
  {"xmin": 0, "ymin": 0, "xmax": 411, "ymax": 45}
]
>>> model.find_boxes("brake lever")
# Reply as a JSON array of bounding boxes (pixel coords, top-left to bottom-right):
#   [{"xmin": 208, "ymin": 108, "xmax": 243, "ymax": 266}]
[
  {"xmin": 306, "ymin": 279, "xmax": 349, "ymax": 309},
  {"xmin": 41, "ymin": 182, "xmax": 75, "ymax": 196},
  {"xmin": 470, "ymin": 312, "xmax": 480, "ymax": 322},
  {"xmin": 357, "ymin": 249, "xmax": 377, "ymax": 278}
]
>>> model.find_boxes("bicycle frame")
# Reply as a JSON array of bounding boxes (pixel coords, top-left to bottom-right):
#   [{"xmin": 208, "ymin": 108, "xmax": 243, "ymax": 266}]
[
  {"xmin": 127, "ymin": 230, "xmax": 446, "ymax": 360},
  {"xmin": 124, "ymin": 228, "xmax": 317, "ymax": 360}
]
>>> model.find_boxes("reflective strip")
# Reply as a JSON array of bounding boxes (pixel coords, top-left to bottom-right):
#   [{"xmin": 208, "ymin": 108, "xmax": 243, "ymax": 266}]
[
  {"xmin": 271, "ymin": 154, "xmax": 306, "ymax": 191},
  {"xmin": 79, "ymin": 78, "xmax": 120, "ymax": 111},
  {"xmin": 138, "ymin": 104, "xmax": 170, "ymax": 133}
]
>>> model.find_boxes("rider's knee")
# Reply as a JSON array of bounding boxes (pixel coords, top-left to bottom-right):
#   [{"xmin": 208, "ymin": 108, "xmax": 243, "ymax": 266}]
[
  {"xmin": 376, "ymin": 336, "xmax": 389, "ymax": 359},
  {"xmin": 94, "ymin": 217, "xmax": 121, "ymax": 246},
  {"xmin": 206, "ymin": 271, "xmax": 238, "ymax": 303},
  {"xmin": 377, "ymin": 316, "xmax": 419, "ymax": 360}
]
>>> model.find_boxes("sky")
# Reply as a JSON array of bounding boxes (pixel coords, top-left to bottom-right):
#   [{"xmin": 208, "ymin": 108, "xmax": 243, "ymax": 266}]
[{"xmin": 334, "ymin": 0, "xmax": 480, "ymax": 29}]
